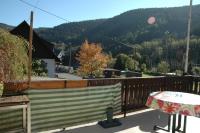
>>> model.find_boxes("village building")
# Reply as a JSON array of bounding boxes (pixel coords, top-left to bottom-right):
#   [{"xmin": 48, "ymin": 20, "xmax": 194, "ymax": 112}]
[{"xmin": 10, "ymin": 21, "xmax": 60, "ymax": 77}]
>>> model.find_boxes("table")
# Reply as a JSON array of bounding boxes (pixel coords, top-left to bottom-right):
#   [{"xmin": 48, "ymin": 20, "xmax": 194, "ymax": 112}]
[
  {"xmin": 0, "ymin": 95, "xmax": 31, "ymax": 133},
  {"xmin": 146, "ymin": 91, "xmax": 200, "ymax": 133}
]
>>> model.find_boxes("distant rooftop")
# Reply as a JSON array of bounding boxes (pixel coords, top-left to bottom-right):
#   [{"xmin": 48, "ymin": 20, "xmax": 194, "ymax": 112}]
[{"xmin": 10, "ymin": 21, "xmax": 60, "ymax": 62}]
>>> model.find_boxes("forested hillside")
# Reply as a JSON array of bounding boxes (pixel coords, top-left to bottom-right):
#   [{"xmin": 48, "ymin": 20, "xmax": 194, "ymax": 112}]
[
  {"xmin": 35, "ymin": 5, "xmax": 200, "ymax": 54},
  {"xmin": 1, "ymin": 5, "xmax": 200, "ymax": 73},
  {"xmin": 36, "ymin": 5, "xmax": 200, "ymax": 73},
  {"xmin": 0, "ymin": 23, "xmax": 13, "ymax": 31},
  {"xmin": 36, "ymin": 19, "xmax": 106, "ymax": 45}
]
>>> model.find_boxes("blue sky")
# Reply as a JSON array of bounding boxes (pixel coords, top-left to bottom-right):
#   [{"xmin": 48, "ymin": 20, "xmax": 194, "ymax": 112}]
[{"xmin": 0, "ymin": 0, "xmax": 200, "ymax": 28}]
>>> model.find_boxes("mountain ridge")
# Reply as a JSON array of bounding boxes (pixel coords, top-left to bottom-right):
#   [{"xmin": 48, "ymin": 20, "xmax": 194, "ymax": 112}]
[
  {"xmin": 35, "ymin": 4, "xmax": 200, "ymax": 52},
  {"xmin": 1, "ymin": 4, "xmax": 200, "ymax": 55}
]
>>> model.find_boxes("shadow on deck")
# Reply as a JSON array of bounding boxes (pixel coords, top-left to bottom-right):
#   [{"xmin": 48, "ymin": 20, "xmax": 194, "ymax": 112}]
[
  {"xmin": 41, "ymin": 109, "xmax": 169, "ymax": 133},
  {"xmin": 41, "ymin": 109, "xmax": 200, "ymax": 133}
]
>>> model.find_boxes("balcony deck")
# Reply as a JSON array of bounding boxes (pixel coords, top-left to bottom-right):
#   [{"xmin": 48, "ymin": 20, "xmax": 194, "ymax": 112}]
[
  {"xmin": 40, "ymin": 109, "xmax": 200, "ymax": 133},
  {"xmin": 2, "ymin": 76, "xmax": 200, "ymax": 133}
]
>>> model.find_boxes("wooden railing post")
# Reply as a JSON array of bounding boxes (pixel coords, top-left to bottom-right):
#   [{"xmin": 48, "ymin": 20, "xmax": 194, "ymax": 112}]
[
  {"xmin": 192, "ymin": 76, "xmax": 200, "ymax": 94},
  {"xmin": 123, "ymin": 79, "xmax": 128, "ymax": 117}
]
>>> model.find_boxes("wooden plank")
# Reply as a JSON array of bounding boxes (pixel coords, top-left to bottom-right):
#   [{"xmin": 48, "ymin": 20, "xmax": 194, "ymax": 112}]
[
  {"xmin": 0, "ymin": 95, "xmax": 29, "ymax": 106},
  {"xmin": 66, "ymin": 80, "xmax": 88, "ymax": 88},
  {"xmin": 31, "ymin": 80, "xmax": 65, "ymax": 89}
]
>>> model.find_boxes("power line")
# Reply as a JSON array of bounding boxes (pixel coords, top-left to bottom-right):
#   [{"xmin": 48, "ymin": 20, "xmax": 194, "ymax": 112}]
[
  {"xmin": 104, "ymin": 36, "xmax": 137, "ymax": 49},
  {"xmin": 32, "ymin": 0, "xmax": 39, "ymax": 12},
  {"xmin": 19, "ymin": 0, "xmax": 137, "ymax": 51},
  {"xmin": 18, "ymin": 0, "xmax": 70, "ymax": 22}
]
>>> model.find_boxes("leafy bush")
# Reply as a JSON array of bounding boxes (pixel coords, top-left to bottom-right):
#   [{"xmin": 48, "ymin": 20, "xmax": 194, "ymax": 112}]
[
  {"xmin": 192, "ymin": 67, "xmax": 200, "ymax": 76},
  {"xmin": 114, "ymin": 54, "xmax": 138, "ymax": 71},
  {"xmin": 175, "ymin": 70, "xmax": 183, "ymax": 76},
  {"xmin": 32, "ymin": 59, "xmax": 47, "ymax": 76},
  {"xmin": 0, "ymin": 28, "xmax": 28, "ymax": 82},
  {"xmin": 141, "ymin": 63, "xmax": 147, "ymax": 72},
  {"xmin": 157, "ymin": 61, "xmax": 170, "ymax": 74}
]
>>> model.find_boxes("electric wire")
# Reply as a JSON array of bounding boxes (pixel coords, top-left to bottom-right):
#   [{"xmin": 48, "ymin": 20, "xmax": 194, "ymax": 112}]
[
  {"xmin": 18, "ymin": 0, "xmax": 70, "ymax": 22},
  {"xmin": 18, "ymin": 0, "xmax": 136, "ymax": 50}
]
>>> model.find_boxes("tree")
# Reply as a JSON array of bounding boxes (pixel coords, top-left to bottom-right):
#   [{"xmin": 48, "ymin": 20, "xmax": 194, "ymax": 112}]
[
  {"xmin": 114, "ymin": 54, "xmax": 137, "ymax": 71},
  {"xmin": 192, "ymin": 67, "xmax": 200, "ymax": 76},
  {"xmin": 157, "ymin": 61, "xmax": 170, "ymax": 73},
  {"xmin": 141, "ymin": 63, "xmax": 147, "ymax": 72},
  {"xmin": 32, "ymin": 59, "xmax": 47, "ymax": 76},
  {"xmin": 76, "ymin": 40, "xmax": 109, "ymax": 77},
  {"xmin": 107, "ymin": 52, "xmax": 116, "ymax": 68},
  {"xmin": 0, "ymin": 28, "xmax": 28, "ymax": 82}
]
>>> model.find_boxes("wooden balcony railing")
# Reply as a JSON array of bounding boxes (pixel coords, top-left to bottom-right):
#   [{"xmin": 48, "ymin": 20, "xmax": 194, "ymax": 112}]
[
  {"xmin": 3, "ymin": 76, "xmax": 200, "ymax": 116},
  {"xmin": 192, "ymin": 76, "xmax": 200, "ymax": 94}
]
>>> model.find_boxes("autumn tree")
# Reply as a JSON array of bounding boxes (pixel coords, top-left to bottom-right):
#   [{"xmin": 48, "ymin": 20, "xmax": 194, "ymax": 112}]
[{"xmin": 76, "ymin": 40, "xmax": 109, "ymax": 77}]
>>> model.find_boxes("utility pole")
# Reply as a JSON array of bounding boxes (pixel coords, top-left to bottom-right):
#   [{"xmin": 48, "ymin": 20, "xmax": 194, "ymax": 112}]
[
  {"xmin": 133, "ymin": 47, "xmax": 137, "ymax": 70},
  {"xmin": 28, "ymin": 11, "xmax": 33, "ymax": 88},
  {"xmin": 69, "ymin": 43, "xmax": 72, "ymax": 68},
  {"xmin": 184, "ymin": 0, "xmax": 193, "ymax": 74}
]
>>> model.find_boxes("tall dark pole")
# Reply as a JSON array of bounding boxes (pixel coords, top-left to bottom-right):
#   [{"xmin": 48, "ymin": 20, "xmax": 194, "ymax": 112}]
[
  {"xmin": 184, "ymin": 0, "xmax": 192, "ymax": 74},
  {"xmin": 28, "ymin": 11, "xmax": 33, "ymax": 88},
  {"xmin": 69, "ymin": 43, "xmax": 72, "ymax": 68},
  {"xmin": 134, "ymin": 47, "xmax": 136, "ymax": 70}
]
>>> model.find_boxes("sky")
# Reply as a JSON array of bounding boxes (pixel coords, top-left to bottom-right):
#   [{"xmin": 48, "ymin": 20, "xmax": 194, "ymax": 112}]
[{"xmin": 0, "ymin": 0, "xmax": 200, "ymax": 28}]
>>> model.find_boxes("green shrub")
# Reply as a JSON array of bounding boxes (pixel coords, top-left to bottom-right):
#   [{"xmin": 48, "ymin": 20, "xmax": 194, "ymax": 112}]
[
  {"xmin": 192, "ymin": 67, "xmax": 200, "ymax": 76},
  {"xmin": 157, "ymin": 61, "xmax": 170, "ymax": 74},
  {"xmin": 32, "ymin": 59, "xmax": 47, "ymax": 76},
  {"xmin": 0, "ymin": 28, "xmax": 28, "ymax": 82}
]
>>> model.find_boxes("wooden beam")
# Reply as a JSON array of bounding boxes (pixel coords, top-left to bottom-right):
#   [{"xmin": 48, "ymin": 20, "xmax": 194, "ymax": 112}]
[
  {"xmin": 66, "ymin": 80, "xmax": 88, "ymax": 88},
  {"xmin": 28, "ymin": 11, "xmax": 33, "ymax": 88},
  {"xmin": 30, "ymin": 80, "xmax": 65, "ymax": 89}
]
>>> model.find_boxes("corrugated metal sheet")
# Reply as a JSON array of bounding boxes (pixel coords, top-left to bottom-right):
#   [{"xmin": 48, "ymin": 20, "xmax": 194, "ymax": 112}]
[
  {"xmin": 0, "ymin": 109, "xmax": 23, "ymax": 133},
  {"xmin": 0, "ymin": 83, "xmax": 121, "ymax": 133}
]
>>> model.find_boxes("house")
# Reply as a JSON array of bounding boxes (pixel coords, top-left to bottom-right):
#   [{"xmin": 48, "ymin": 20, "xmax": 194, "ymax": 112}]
[
  {"xmin": 57, "ymin": 50, "xmax": 65, "ymax": 61},
  {"xmin": 103, "ymin": 68, "xmax": 121, "ymax": 78},
  {"xmin": 10, "ymin": 21, "xmax": 60, "ymax": 77}
]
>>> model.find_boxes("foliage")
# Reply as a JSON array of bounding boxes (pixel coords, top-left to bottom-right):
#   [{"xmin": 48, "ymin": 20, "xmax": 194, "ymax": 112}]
[
  {"xmin": 34, "ymin": 5, "xmax": 200, "ymax": 56},
  {"xmin": 0, "ymin": 28, "xmax": 28, "ymax": 82},
  {"xmin": 76, "ymin": 40, "xmax": 109, "ymax": 77},
  {"xmin": 175, "ymin": 70, "xmax": 183, "ymax": 76},
  {"xmin": 157, "ymin": 61, "xmax": 170, "ymax": 73},
  {"xmin": 1, "ymin": 5, "xmax": 198, "ymax": 73},
  {"xmin": 31, "ymin": 5, "xmax": 200, "ymax": 73},
  {"xmin": 114, "ymin": 54, "xmax": 138, "ymax": 71},
  {"xmin": 0, "ymin": 82, "xmax": 3, "ymax": 96},
  {"xmin": 192, "ymin": 67, "xmax": 200, "ymax": 76},
  {"xmin": 143, "ymin": 71, "xmax": 162, "ymax": 76},
  {"xmin": 141, "ymin": 63, "xmax": 147, "ymax": 72},
  {"xmin": 107, "ymin": 53, "xmax": 116, "ymax": 68},
  {"xmin": 32, "ymin": 59, "xmax": 47, "ymax": 76},
  {"xmin": 132, "ymin": 51, "xmax": 142, "ymax": 62},
  {"xmin": 36, "ymin": 19, "xmax": 106, "ymax": 44},
  {"xmin": 136, "ymin": 37, "xmax": 200, "ymax": 72}
]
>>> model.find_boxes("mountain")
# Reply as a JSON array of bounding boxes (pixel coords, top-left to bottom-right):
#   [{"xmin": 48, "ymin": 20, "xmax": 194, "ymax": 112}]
[
  {"xmin": 0, "ymin": 23, "xmax": 13, "ymax": 31},
  {"xmin": 35, "ymin": 5, "xmax": 200, "ymax": 55},
  {"xmin": 36, "ymin": 19, "xmax": 107, "ymax": 45},
  {"xmin": 1, "ymin": 5, "xmax": 200, "ymax": 55}
]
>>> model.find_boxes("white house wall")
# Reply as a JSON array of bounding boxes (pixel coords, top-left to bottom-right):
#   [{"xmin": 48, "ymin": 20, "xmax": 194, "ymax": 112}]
[{"xmin": 42, "ymin": 59, "xmax": 56, "ymax": 78}]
